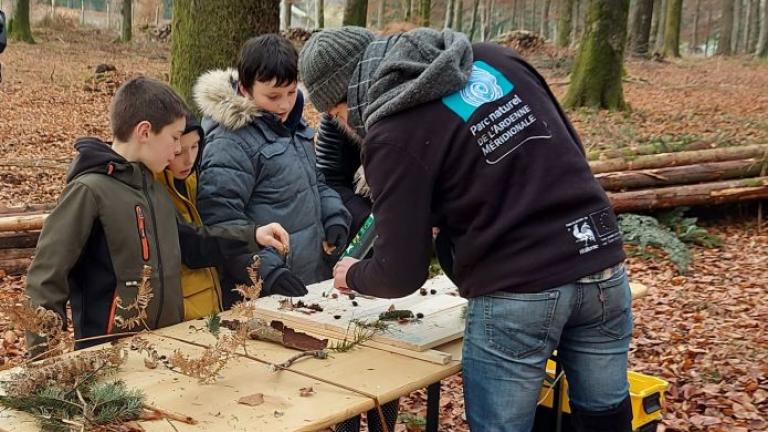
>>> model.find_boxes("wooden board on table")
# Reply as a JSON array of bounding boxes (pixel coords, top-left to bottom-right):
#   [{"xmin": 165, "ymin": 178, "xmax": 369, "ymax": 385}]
[{"xmin": 252, "ymin": 275, "xmax": 467, "ymax": 353}]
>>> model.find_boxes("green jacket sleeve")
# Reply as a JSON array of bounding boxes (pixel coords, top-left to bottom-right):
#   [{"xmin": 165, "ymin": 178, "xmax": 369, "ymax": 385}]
[
  {"xmin": 25, "ymin": 181, "xmax": 99, "ymax": 356},
  {"xmin": 176, "ymin": 220, "xmax": 260, "ymax": 269}
]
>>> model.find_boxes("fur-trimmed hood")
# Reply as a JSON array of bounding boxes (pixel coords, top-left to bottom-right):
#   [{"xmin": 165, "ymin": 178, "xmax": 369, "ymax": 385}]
[{"xmin": 193, "ymin": 68, "xmax": 263, "ymax": 131}]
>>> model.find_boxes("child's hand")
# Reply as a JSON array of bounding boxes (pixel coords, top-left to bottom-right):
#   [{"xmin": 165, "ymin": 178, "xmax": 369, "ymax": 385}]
[{"xmin": 256, "ymin": 223, "xmax": 290, "ymax": 255}]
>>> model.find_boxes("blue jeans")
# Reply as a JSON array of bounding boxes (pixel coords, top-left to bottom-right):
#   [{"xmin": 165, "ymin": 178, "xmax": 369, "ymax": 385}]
[{"xmin": 462, "ymin": 267, "xmax": 633, "ymax": 432}]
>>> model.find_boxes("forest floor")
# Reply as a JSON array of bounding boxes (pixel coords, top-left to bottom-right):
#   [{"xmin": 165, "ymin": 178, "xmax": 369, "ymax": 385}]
[{"xmin": 0, "ymin": 23, "xmax": 767, "ymax": 431}]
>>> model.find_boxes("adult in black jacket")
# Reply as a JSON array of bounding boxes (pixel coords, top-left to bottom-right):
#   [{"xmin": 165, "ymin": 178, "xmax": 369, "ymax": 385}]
[{"xmin": 300, "ymin": 27, "xmax": 633, "ymax": 432}]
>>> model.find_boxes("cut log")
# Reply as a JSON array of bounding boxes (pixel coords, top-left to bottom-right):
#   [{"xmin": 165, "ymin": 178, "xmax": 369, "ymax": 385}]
[
  {"xmin": 0, "ymin": 203, "xmax": 55, "ymax": 217},
  {"xmin": 589, "ymin": 145, "xmax": 768, "ymax": 174},
  {"xmin": 0, "ymin": 258, "xmax": 33, "ymax": 275},
  {"xmin": 608, "ymin": 177, "xmax": 768, "ymax": 212},
  {"xmin": 0, "ymin": 232, "xmax": 40, "ymax": 249},
  {"xmin": 597, "ymin": 159, "xmax": 765, "ymax": 191},
  {"xmin": 0, "ymin": 215, "xmax": 49, "ymax": 232},
  {"xmin": 0, "ymin": 248, "xmax": 35, "ymax": 260},
  {"xmin": 587, "ymin": 140, "xmax": 717, "ymax": 161}
]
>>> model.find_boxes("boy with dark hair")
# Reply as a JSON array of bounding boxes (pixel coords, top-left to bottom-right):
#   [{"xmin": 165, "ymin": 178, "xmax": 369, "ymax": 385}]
[
  {"xmin": 25, "ymin": 77, "xmax": 289, "ymax": 355},
  {"xmin": 194, "ymin": 34, "xmax": 351, "ymax": 302}
]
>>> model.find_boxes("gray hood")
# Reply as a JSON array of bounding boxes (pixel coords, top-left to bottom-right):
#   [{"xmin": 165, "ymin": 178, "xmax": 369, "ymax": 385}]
[{"xmin": 348, "ymin": 28, "xmax": 473, "ymax": 133}]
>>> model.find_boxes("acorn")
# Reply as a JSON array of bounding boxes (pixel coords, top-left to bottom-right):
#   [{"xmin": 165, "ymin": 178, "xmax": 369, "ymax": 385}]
[
  {"xmin": 419, "ymin": 288, "xmax": 428, "ymax": 296},
  {"xmin": 416, "ymin": 312, "xmax": 424, "ymax": 319},
  {"xmin": 348, "ymin": 293, "xmax": 356, "ymax": 300},
  {"xmin": 429, "ymin": 289, "xmax": 437, "ymax": 295},
  {"xmin": 352, "ymin": 301, "xmax": 359, "ymax": 307}
]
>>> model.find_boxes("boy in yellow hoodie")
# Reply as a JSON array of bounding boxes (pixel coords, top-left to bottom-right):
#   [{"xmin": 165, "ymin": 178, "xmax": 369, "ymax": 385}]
[{"xmin": 156, "ymin": 114, "xmax": 223, "ymax": 320}]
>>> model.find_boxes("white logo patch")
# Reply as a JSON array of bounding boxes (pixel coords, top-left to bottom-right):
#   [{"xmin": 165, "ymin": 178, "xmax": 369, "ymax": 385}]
[{"xmin": 460, "ymin": 65, "xmax": 504, "ymax": 107}]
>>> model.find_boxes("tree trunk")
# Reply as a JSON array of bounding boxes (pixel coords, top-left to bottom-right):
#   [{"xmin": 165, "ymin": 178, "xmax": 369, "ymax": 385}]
[
  {"xmin": 732, "ymin": 0, "xmax": 742, "ymax": 53},
  {"xmin": 631, "ymin": 0, "xmax": 655, "ymax": 56},
  {"xmin": 747, "ymin": 0, "xmax": 760, "ymax": 52},
  {"xmin": 282, "ymin": 0, "xmax": 292, "ymax": 29},
  {"xmin": 589, "ymin": 145, "xmax": 768, "ymax": 174},
  {"xmin": 691, "ymin": 0, "xmax": 701, "ymax": 53},
  {"xmin": 378, "ymin": 0, "xmax": 385, "ymax": 27},
  {"xmin": 511, "ymin": 0, "xmax": 518, "ymax": 29},
  {"xmin": 445, "ymin": 0, "xmax": 455, "ymax": 28},
  {"xmin": 717, "ymin": 0, "xmax": 734, "ymax": 55},
  {"xmin": 596, "ymin": 159, "xmax": 766, "ymax": 191},
  {"xmin": 556, "ymin": 0, "xmax": 574, "ymax": 47},
  {"xmin": 120, "ymin": 0, "xmax": 132, "ymax": 42},
  {"xmin": 81, "ymin": 0, "xmax": 86, "ymax": 25},
  {"xmin": 541, "ymin": 0, "xmax": 551, "ymax": 39},
  {"xmin": 562, "ymin": 0, "xmax": 630, "ymax": 110},
  {"xmin": 404, "ymin": 0, "xmax": 412, "ymax": 21},
  {"xmin": 608, "ymin": 177, "xmax": 768, "ymax": 212},
  {"xmin": 661, "ymin": 0, "xmax": 683, "ymax": 57},
  {"xmin": 454, "ymin": 0, "xmax": 464, "ymax": 31},
  {"xmin": 572, "ymin": 0, "xmax": 583, "ymax": 43},
  {"xmin": 419, "ymin": 0, "xmax": 430, "ymax": 26},
  {"xmin": 758, "ymin": 0, "xmax": 768, "ymax": 56},
  {"xmin": 531, "ymin": 0, "xmax": 538, "ymax": 33},
  {"xmin": 10, "ymin": 0, "xmax": 35, "ymax": 43},
  {"xmin": 469, "ymin": 0, "xmax": 480, "ymax": 40},
  {"xmin": 343, "ymin": 0, "xmax": 369, "ymax": 26},
  {"xmin": 654, "ymin": 0, "xmax": 667, "ymax": 52},
  {"xmin": 51, "ymin": 0, "xmax": 55, "ymax": 18},
  {"xmin": 316, "ymin": 0, "xmax": 324, "ymax": 28},
  {"xmin": 170, "ymin": 0, "xmax": 279, "ymax": 109},
  {"xmin": 650, "ymin": 0, "xmax": 661, "ymax": 46},
  {"xmin": 705, "ymin": 7, "xmax": 712, "ymax": 56}
]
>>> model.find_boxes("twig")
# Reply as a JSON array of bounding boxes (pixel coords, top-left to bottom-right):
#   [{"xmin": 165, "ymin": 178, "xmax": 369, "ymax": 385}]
[
  {"xmin": 273, "ymin": 350, "xmax": 327, "ymax": 370},
  {"xmin": 141, "ymin": 404, "xmax": 197, "ymax": 425}
]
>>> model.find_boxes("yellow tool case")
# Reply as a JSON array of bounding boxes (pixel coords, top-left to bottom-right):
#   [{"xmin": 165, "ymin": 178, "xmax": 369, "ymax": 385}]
[{"xmin": 534, "ymin": 358, "xmax": 669, "ymax": 432}]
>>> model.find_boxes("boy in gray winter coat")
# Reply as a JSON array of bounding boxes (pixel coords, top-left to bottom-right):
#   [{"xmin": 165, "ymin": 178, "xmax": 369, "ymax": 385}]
[{"xmin": 194, "ymin": 34, "xmax": 351, "ymax": 304}]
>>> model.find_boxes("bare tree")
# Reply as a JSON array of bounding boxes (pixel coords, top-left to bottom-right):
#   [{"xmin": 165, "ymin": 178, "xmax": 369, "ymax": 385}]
[
  {"xmin": 541, "ymin": 0, "xmax": 552, "ymax": 39},
  {"xmin": 717, "ymin": 0, "xmax": 735, "ymax": 55},
  {"xmin": 691, "ymin": 0, "xmax": 702, "ymax": 53},
  {"xmin": 343, "ymin": 0, "xmax": 369, "ymax": 26},
  {"xmin": 733, "ymin": 0, "xmax": 742, "ymax": 53},
  {"xmin": 631, "ymin": 0, "xmax": 656, "ymax": 56},
  {"xmin": 557, "ymin": 0, "xmax": 574, "ymax": 47},
  {"xmin": 758, "ymin": 0, "xmax": 768, "ymax": 56},
  {"xmin": 316, "ymin": 0, "xmax": 324, "ymax": 28},
  {"xmin": 469, "ymin": 0, "xmax": 480, "ymax": 40},
  {"xmin": 746, "ymin": 0, "xmax": 760, "ymax": 53},
  {"xmin": 445, "ymin": 0, "xmax": 455, "ymax": 28},
  {"xmin": 654, "ymin": 0, "xmax": 668, "ymax": 52},
  {"xmin": 661, "ymin": 0, "xmax": 683, "ymax": 57},
  {"xmin": 282, "ymin": 0, "xmax": 292, "ymax": 29}
]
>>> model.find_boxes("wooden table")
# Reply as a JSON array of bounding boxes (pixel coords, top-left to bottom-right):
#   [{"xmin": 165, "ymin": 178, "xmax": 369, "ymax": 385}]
[{"xmin": 0, "ymin": 314, "xmax": 462, "ymax": 432}]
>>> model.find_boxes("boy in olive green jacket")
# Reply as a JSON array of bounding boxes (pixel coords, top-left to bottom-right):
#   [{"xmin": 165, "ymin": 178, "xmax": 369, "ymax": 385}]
[{"xmin": 26, "ymin": 77, "xmax": 289, "ymax": 356}]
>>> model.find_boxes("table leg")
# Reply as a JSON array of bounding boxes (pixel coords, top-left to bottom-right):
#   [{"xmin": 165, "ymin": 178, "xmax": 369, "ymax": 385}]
[{"xmin": 426, "ymin": 381, "xmax": 441, "ymax": 432}]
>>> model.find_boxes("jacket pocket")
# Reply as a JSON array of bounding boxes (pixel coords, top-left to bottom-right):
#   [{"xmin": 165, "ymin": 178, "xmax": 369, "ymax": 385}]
[{"xmin": 134, "ymin": 205, "xmax": 150, "ymax": 262}]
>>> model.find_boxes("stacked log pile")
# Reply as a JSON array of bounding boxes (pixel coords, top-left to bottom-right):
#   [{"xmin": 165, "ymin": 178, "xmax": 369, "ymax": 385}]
[
  {"xmin": 0, "ymin": 205, "xmax": 50, "ymax": 276},
  {"xmin": 593, "ymin": 144, "xmax": 768, "ymax": 212},
  {"xmin": 0, "ymin": 144, "xmax": 765, "ymax": 275}
]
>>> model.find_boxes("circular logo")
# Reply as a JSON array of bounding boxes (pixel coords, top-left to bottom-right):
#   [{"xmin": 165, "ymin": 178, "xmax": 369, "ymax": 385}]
[{"xmin": 460, "ymin": 66, "xmax": 503, "ymax": 107}]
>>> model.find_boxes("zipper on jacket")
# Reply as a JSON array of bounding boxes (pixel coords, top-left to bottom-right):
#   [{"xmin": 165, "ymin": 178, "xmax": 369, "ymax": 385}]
[
  {"xmin": 134, "ymin": 205, "xmax": 150, "ymax": 261},
  {"xmin": 142, "ymin": 171, "xmax": 165, "ymax": 329}
]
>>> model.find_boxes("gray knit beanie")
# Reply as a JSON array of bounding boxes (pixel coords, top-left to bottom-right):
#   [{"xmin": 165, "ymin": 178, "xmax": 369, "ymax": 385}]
[{"xmin": 299, "ymin": 26, "xmax": 376, "ymax": 113}]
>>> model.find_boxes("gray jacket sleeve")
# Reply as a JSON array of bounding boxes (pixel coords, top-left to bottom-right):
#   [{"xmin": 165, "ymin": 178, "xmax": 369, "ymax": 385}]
[{"xmin": 198, "ymin": 136, "xmax": 255, "ymax": 227}]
